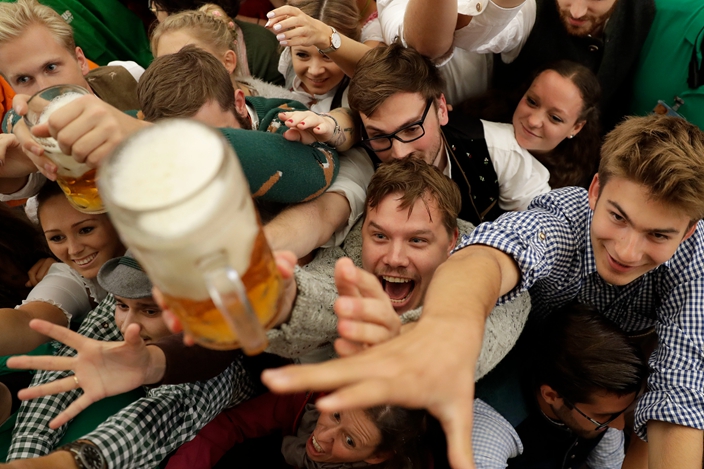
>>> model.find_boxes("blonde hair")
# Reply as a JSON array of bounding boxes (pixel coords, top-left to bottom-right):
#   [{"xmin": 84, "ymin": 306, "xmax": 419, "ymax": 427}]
[
  {"xmin": 0, "ymin": 0, "xmax": 75, "ymax": 55},
  {"xmin": 598, "ymin": 115, "xmax": 704, "ymax": 221},
  {"xmin": 150, "ymin": 4, "xmax": 240, "ymax": 75}
]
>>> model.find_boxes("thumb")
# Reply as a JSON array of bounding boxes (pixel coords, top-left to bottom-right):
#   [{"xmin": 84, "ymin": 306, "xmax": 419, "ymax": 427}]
[
  {"xmin": 283, "ymin": 128, "xmax": 302, "ymax": 143},
  {"xmin": 441, "ymin": 403, "xmax": 476, "ymax": 469},
  {"xmin": 123, "ymin": 323, "xmax": 145, "ymax": 347}
]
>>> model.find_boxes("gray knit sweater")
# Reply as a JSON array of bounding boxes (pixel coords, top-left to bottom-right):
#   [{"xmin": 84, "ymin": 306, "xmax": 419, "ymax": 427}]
[{"xmin": 266, "ymin": 218, "xmax": 531, "ymax": 380}]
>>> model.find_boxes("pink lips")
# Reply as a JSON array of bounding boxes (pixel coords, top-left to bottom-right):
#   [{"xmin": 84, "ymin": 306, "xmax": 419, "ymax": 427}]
[
  {"xmin": 521, "ymin": 124, "xmax": 540, "ymax": 139},
  {"xmin": 606, "ymin": 252, "xmax": 635, "ymax": 273}
]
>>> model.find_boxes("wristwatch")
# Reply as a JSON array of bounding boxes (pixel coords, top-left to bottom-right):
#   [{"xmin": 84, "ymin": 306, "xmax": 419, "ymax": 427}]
[
  {"xmin": 57, "ymin": 440, "xmax": 107, "ymax": 469},
  {"xmin": 317, "ymin": 27, "xmax": 341, "ymax": 55}
]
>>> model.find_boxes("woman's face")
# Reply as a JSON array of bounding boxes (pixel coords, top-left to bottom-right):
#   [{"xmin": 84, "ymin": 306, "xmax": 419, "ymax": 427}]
[
  {"xmin": 512, "ymin": 70, "xmax": 586, "ymax": 154},
  {"xmin": 306, "ymin": 409, "xmax": 387, "ymax": 464},
  {"xmin": 291, "ymin": 45, "xmax": 346, "ymax": 96},
  {"xmin": 39, "ymin": 195, "xmax": 125, "ymax": 279}
]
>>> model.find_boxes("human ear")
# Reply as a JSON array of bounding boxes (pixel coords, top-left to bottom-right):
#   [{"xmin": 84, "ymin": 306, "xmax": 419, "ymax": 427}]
[
  {"xmin": 222, "ymin": 49, "xmax": 237, "ymax": 75},
  {"xmin": 682, "ymin": 221, "xmax": 698, "ymax": 242},
  {"xmin": 448, "ymin": 227, "xmax": 459, "ymax": 256},
  {"xmin": 570, "ymin": 120, "xmax": 586, "ymax": 138},
  {"xmin": 364, "ymin": 451, "xmax": 392, "ymax": 465},
  {"xmin": 587, "ymin": 174, "xmax": 600, "ymax": 211},
  {"xmin": 436, "ymin": 94, "xmax": 449, "ymax": 126},
  {"xmin": 75, "ymin": 47, "xmax": 90, "ymax": 76},
  {"xmin": 540, "ymin": 384, "xmax": 561, "ymax": 405},
  {"xmin": 234, "ymin": 89, "xmax": 247, "ymax": 118}
]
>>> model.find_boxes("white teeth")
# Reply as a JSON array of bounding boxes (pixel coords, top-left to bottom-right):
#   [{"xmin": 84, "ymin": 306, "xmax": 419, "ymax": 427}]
[
  {"xmin": 312, "ymin": 436, "xmax": 323, "ymax": 453},
  {"xmin": 74, "ymin": 252, "xmax": 97, "ymax": 266},
  {"xmin": 382, "ymin": 276, "xmax": 411, "ymax": 283}
]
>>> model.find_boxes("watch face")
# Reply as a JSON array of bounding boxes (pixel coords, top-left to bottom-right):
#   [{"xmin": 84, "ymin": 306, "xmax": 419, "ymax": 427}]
[
  {"xmin": 79, "ymin": 445, "xmax": 104, "ymax": 469},
  {"xmin": 331, "ymin": 32, "xmax": 342, "ymax": 49}
]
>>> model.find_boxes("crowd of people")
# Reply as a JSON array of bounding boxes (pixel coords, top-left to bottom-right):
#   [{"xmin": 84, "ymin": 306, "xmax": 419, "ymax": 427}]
[{"xmin": 0, "ymin": 0, "xmax": 703, "ymax": 468}]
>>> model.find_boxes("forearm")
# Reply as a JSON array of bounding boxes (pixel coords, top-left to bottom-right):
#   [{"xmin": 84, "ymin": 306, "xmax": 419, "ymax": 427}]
[
  {"xmin": 325, "ymin": 35, "xmax": 373, "ymax": 78},
  {"xmin": 85, "ymin": 361, "xmax": 247, "ymax": 469},
  {"xmin": 0, "ymin": 175, "xmax": 29, "ymax": 195},
  {"xmin": 148, "ymin": 334, "xmax": 239, "ymax": 385},
  {"xmin": 264, "ymin": 192, "xmax": 350, "ymax": 258},
  {"xmin": 1, "ymin": 451, "xmax": 77, "ymax": 468},
  {"xmin": 324, "ymin": 108, "xmax": 360, "ymax": 151},
  {"xmin": 647, "ymin": 421, "xmax": 703, "ymax": 469},
  {"xmin": 0, "ymin": 305, "xmax": 66, "ymax": 356},
  {"xmin": 403, "ymin": 0, "xmax": 458, "ymax": 58}
]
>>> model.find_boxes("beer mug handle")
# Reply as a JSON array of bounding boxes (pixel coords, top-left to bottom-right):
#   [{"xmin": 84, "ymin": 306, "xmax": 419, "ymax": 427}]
[{"xmin": 200, "ymin": 259, "xmax": 268, "ymax": 355}]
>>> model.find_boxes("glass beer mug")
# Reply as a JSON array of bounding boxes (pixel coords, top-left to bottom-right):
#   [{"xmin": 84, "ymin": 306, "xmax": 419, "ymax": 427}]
[
  {"xmin": 24, "ymin": 85, "xmax": 105, "ymax": 214},
  {"xmin": 98, "ymin": 119, "xmax": 283, "ymax": 354}
]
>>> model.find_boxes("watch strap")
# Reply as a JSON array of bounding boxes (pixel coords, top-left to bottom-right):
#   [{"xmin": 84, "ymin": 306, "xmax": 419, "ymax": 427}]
[
  {"xmin": 57, "ymin": 440, "xmax": 106, "ymax": 469},
  {"xmin": 317, "ymin": 27, "xmax": 339, "ymax": 55}
]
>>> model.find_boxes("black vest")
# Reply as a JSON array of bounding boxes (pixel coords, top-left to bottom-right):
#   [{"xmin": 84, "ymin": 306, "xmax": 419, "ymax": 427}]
[
  {"xmin": 492, "ymin": 0, "xmax": 654, "ymax": 132},
  {"xmin": 442, "ymin": 112, "xmax": 503, "ymax": 226},
  {"xmin": 476, "ymin": 348, "xmax": 604, "ymax": 469}
]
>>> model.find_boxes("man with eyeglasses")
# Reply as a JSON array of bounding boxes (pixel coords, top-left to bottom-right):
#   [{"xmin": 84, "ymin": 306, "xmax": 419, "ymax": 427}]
[
  {"xmin": 349, "ymin": 42, "xmax": 550, "ymax": 226},
  {"xmin": 472, "ymin": 302, "xmax": 646, "ymax": 469}
]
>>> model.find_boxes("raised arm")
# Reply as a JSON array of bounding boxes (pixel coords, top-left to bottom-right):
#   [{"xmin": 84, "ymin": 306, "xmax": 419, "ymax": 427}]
[
  {"xmin": 647, "ymin": 421, "xmax": 703, "ymax": 469},
  {"xmin": 265, "ymin": 192, "xmax": 351, "ymax": 258},
  {"xmin": 266, "ymin": 5, "xmax": 374, "ymax": 77},
  {"xmin": 262, "ymin": 244, "xmax": 521, "ymax": 469},
  {"xmin": 0, "ymin": 303, "xmax": 68, "ymax": 356}
]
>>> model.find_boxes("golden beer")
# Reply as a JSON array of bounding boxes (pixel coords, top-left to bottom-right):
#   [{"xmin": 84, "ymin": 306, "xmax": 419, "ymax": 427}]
[
  {"xmin": 99, "ymin": 119, "xmax": 282, "ymax": 354},
  {"xmin": 25, "ymin": 85, "xmax": 105, "ymax": 214},
  {"xmin": 55, "ymin": 168, "xmax": 104, "ymax": 214},
  {"xmin": 161, "ymin": 228, "xmax": 282, "ymax": 352}
]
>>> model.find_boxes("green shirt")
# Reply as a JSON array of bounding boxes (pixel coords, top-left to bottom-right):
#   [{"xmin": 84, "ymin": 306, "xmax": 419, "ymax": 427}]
[
  {"xmin": 630, "ymin": 0, "xmax": 704, "ymax": 129},
  {"xmin": 2, "ymin": 0, "xmax": 153, "ymax": 68}
]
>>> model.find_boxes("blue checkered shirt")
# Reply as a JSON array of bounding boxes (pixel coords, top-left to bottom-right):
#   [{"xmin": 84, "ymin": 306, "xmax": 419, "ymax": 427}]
[
  {"xmin": 472, "ymin": 399, "xmax": 624, "ymax": 468},
  {"xmin": 457, "ymin": 187, "xmax": 704, "ymax": 439}
]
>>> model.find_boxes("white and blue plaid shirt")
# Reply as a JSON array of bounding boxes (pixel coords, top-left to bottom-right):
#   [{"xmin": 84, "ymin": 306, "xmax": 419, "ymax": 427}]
[{"xmin": 457, "ymin": 187, "xmax": 704, "ymax": 439}]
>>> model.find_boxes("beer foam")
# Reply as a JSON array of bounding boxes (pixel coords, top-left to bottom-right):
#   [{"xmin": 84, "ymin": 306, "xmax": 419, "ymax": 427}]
[
  {"xmin": 109, "ymin": 120, "xmax": 224, "ymax": 236},
  {"xmin": 37, "ymin": 92, "xmax": 85, "ymax": 125},
  {"xmin": 103, "ymin": 119, "xmax": 259, "ymax": 299}
]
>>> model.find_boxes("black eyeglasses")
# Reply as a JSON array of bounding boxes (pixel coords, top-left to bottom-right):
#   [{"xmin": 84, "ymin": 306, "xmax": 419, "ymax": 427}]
[
  {"xmin": 360, "ymin": 99, "xmax": 433, "ymax": 152},
  {"xmin": 563, "ymin": 397, "xmax": 632, "ymax": 432}
]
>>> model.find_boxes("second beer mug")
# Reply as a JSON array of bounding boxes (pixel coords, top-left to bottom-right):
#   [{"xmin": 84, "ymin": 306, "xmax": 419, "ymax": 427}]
[
  {"xmin": 24, "ymin": 85, "xmax": 105, "ymax": 214},
  {"xmin": 98, "ymin": 119, "xmax": 283, "ymax": 354}
]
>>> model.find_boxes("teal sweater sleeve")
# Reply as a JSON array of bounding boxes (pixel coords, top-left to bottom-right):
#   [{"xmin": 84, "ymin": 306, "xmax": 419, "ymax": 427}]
[{"xmin": 219, "ymin": 128, "xmax": 338, "ymax": 204}]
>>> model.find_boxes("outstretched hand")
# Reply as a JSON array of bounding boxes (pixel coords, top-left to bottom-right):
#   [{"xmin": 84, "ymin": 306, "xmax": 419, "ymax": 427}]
[
  {"xmin": 262, "ymin": 312, "xmax": 479, "ymax": 469},
  {"xmin": 7, "ymin": 319, "xmax": 154, "ymax": 429},
  {"xmin": 279, "ymin": 110, "xmax": 339, "ymax": 147},
  {"xmin": 332, "ymin": 257, "xmax": 401, "ymax": 357}
]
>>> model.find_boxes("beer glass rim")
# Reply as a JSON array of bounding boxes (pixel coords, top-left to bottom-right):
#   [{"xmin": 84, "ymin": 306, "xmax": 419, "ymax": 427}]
[
  {"xmin": 98, "ymin": 118, "xmax": 229, "ymax": 214},
  {"xmin": 23, "ymin": 84, "xmax": 91, "ymax": 128}
]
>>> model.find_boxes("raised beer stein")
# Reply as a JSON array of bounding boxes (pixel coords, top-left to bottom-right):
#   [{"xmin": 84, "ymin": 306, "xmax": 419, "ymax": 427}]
[
  {"xmin": 24, "ymin": 85, "xmax": 105, "ymax": 214},
  {"xmin": 98, "ymin": 119, "xmax": 283, "ymax": 354}
]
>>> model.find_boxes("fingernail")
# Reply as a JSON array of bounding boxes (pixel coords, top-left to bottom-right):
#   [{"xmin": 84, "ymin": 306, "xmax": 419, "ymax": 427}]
[
  {"xmin": 267, "ymin": 11, "xmax": 275, "ymax": 18},
  {"xmin": 337, "ymin": 297, "xmax": 353, "ymax": 314},
  {"xmin": 31, "ymin": 146, "xmax": 43, "ymax": 156},
  {"xmin": 265, "ymin": 20, "xmax": 271, "ymax": 27},
  {"xmin": 315, "ymin": 127, "xmax": 321, "ymax": 131},
  {"xmin": 300, "ymin": 121, "xmax": 305, "ymax": 126},
  {"xmin": 276, "ymin": 33, "xmax": 285, "ymax": 40},
  {"xmin": 317, "ymin": 395, "xmax": 340, "ymax": 409},
  {"xmin": 280, "ymin": 41, "xmax": 288, "ymax": 46},
  {"xmin": 288, "ymin": 119, "xmax": 294, "ymax": 123},
  {"xmin": 262, "ymin": 369, "xmax": 288, "ymax": 386},
  {"xmin": 274, "ymin": 23, "xmax": 282, "ymax": 31},
  {"xmin": 44, "ymin": 163, "xmax": 55, "ymax": 172}
]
